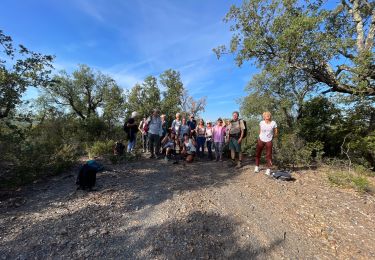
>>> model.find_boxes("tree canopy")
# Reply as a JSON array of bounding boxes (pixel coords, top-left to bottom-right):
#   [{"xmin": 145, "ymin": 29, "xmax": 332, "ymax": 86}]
[
  {"xmin": 0, "ymin": 30, "xmax": 54, "ymax": 119},
  {"xmin": 214, "ymin": 0, "xmax": 375, "ymax": 96}
]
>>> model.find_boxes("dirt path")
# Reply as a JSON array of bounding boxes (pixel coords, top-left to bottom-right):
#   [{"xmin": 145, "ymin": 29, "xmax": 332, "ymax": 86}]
[{"xmin": 1, "ymin": 157, "xmax": 374, "ymax": 259}]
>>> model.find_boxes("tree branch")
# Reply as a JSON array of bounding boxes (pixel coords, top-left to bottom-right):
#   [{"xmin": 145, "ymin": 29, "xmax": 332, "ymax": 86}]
[
  {"xmin": 351, "ymin": 0, "xmax": 365, "ymax": 52},
  {"xmin": 365, "ymin": 7, "xmax": 375, "ymax": 50}
]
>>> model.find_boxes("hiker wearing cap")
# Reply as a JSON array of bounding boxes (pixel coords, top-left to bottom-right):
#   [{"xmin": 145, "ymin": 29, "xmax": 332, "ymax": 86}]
[
  {"xmin": 187, "ymin": 115, "xmax": 197, "ymax": 138},
  {"xmin": 124, "ymin": 111, "xmax": 139, "ymax": 153},
  {"xmin": 196, "ymin": 119, "xmax": 206, "ymax": 159},
  {"xmin": 213, "ymin": 118, "xmax": 226, "ymax": 161},
  {"xmin": 226, "ymin": 111, "xmax": 245, "ymax": 168},
  {"xmin": 255, "ymin": 111, "xmax": 278, "ymax": 176},
  {"xmin": 147, "ymin": 109, "xmax": 163, "ymax": 159},
  {"xmin": 205, "ymin": 120, "xmax": 214, "ymax": 160}
]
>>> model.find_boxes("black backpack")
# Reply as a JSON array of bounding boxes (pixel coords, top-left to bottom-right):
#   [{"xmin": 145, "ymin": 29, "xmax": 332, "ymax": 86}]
[
  {"xmin": 114, "ymin": 142, "xmax": 125, "ymax": 156},
  {"xmin": 76, "ymin": 164, "xmax": 97, "ymax": 190},
  {"xmin": 76, "ymin": 160, "xmax": 104, "ymax": 190},
  {"xmin": 241, "ymin": 119, "xmax": 247, "ymax": 138},
  {"xmin": 272, "ymin": 171, "xmax": 293, "ymax": 181}
]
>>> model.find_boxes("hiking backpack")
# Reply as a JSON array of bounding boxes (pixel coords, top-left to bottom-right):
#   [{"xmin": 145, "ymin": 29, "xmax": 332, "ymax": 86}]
[
  {"xmin": 241, "ymin": 119, "xmax": 247, "ymax": 138},
  {"xmin": 76, "ymin": 160, "xmax": 104, "ymax": 190},
  {"xmin": 272, "ymin": 171, "xmax": 293, "ymax": 181}
]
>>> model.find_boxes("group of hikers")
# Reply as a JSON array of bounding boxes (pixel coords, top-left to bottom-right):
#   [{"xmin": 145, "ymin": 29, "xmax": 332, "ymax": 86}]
[{"xmin": 123, "ymin": 109, "xmax": 278, "ymax": 175}]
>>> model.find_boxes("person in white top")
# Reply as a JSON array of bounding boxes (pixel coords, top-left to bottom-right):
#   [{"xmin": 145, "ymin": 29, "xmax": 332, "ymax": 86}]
[
  {"xmin": 181, "ymin": 133, "xmax": 196, "ymax": 163},
  {"xmin": 254, "ymin": 111, "xmax": 278, "ymax": 175}
]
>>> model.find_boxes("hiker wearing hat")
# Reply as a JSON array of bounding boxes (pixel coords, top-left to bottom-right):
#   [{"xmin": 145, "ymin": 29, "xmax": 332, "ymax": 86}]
[
  {"xmin": 226, "ymin": 111, "xmax": 246, "ymax": 168},
  {"xmin": 146, "ymin": 109, "xmax": 163, "ymax": 159},
  {"xmin": 212, "ymin": 118, "xmax": 226, "ymax": 161},
  {"xmin": 205, "ymin": 120, "xmax": 214, "ymax": 160}
]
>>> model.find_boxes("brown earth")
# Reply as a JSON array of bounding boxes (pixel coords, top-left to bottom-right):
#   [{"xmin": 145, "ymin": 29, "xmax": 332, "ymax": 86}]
[{"xmin": 0, "ymin": 156, "xmax": 374, "ymax": 259}]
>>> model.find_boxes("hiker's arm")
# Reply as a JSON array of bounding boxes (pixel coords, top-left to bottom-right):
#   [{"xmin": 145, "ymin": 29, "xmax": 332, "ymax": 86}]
[
  {"xmin": 238, "ymin": 121, "xmax": 245, "ymax": 143},
  {"xmin": 274, "ymin": 127, "xmax": 278, "ymax": 138},
  {"xmin": 161, "ymin": 135, "xmax": 168, "ymax": 144}
]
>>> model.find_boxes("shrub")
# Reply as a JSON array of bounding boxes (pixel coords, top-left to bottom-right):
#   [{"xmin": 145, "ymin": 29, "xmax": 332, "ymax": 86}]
[
  {"xmin": 87, "ymin": 140, "xmax": 116, "ymax": 158},
  {"xmin": 325, "ymin": 159, "xmax": 374, "ymax": 193},
  {"xmin": 274, "ymin": 133, "xmax": 323, "ymax": 169}
]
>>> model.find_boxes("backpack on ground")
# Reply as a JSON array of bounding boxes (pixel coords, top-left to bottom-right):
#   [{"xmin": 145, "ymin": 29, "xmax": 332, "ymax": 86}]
[
  {"xmin": 272, "ymin": 170, "xmax": 293, "ymax": 181},
  {"xmin": 76, "ymin": 160, "xmax": 103, "ymax": 190},
  {"xmin": 114, "ymin": 142, "xmax": 125, "ymax": 156}
]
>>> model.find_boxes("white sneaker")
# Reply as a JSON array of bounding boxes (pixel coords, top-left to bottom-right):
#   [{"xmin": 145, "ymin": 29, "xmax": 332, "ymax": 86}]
[
  {"xmin": 254, "ymin": 166, "xmax": 259, "ymax": 173},
  {"xmin": 265, "ymin": 169, "xmax": 271, "ymax": 176}
]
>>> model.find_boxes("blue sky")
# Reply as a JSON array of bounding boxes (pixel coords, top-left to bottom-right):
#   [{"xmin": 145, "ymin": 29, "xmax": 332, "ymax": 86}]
[{"xmin": 1, "ymin": 0, "xmax": 256, "ymax": 121}]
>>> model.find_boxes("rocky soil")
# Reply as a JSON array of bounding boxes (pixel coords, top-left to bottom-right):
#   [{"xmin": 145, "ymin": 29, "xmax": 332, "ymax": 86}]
[{"xmin": 1, "ymin": 156, "xmax": 374, "ymax": 259}]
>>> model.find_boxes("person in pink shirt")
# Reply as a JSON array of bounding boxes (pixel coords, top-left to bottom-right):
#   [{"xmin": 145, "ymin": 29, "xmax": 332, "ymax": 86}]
[{"xmin": 212, "ymin": 118, "xmax": 226, "ymax": 161}]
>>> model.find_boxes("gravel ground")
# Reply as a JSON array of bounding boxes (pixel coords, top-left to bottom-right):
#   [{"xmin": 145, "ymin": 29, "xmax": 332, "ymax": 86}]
[{"xmin": 1, "ymin": 156, "xmax": 374, "ymax": 259}]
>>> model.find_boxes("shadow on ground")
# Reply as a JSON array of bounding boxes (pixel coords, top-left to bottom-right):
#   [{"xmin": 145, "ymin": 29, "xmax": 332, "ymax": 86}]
[{"xmin": 1, "ymin": 206, "xmax": 284, "ymax": 259}]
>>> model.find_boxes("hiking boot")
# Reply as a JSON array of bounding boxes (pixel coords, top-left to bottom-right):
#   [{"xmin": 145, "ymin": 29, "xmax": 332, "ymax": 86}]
[
  {"xmin": 254, "ymin": 166, "xmax": 259, "ymax": 173},
  {"xmin": 235, "ymin": 161, "xmax": 242, "ymax": 169},
  {"xmin": 164, "ymin": 156, "xmax": 169, "ymax": 161},
  {"xmin": 265, "ymin": 168, "xmax": 271, "ymax": 176},
  {"xmin": 149, "ymin": 154, "xmax": 154, "ymax": 159},
  {"xmin": 215, "ymin": 157, "xmax": 219, "ymax": 162}
]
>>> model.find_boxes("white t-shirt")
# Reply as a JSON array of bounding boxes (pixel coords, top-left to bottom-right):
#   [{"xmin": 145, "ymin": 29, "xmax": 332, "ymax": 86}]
[
  {"xmin": 184, "ymin": 139, "xmax": 196, "ymax": 154},
  {"xmin": 259, "ymin": 120, "xmax": 277, "ymax": 142}
]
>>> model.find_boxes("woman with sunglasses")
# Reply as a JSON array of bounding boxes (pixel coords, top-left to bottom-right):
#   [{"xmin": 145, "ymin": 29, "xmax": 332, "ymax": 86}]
[{"xmin": 212, "ymin": 118, "xmax": 226, "ymax": 161}]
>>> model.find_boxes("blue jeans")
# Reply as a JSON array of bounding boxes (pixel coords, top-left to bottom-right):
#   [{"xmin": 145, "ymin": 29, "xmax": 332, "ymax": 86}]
[
  {"xmin": 148, "ymin": 133, "xmax": 160, "ymax": 156},
  {"xmin": 127, "ymin": 137, "xmax": 136, "ymax": 152},
  {"xmin": 214, "ymin": 142, "xmax": 224, "ymax": 160},
  {"xmin": 196, "ymin": 136, "xmax": 206, "ymax": 158}
]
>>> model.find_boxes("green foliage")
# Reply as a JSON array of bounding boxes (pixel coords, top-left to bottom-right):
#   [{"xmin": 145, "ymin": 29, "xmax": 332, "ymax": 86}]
[
  {"xmin": 241, "ymin": 118, "xmax": 260, "ymax": 156},
  {"xmin": 327, "ymin": 169, "xmax": 373, "ymax": 194},
  {"xmin": 0, "ymin": 122, "xmax": 79, "ymax": 188},
  {"xmin": 86, "ymin": 140, "xmax": 116, "ymax": 158},
  {"xmin": 215, "ymin": 0, "xmax": 375, "ymax": 96},
  {"xmin": 160, "ymin": 69, "xmax": 184, "ymax": 121},
  {"xmin": 297, "ymin": 96, "xmax": 344, "ymax": 156},
  {"xmin": 126, "ymin": 75, "xmax": 161, "ymax": 118},
  {"xmin": 0, "ymin": 30, "xmax": 54, "ymax": 119},
  {"xmin": 44, "ymin": 65, "xmax": 125, "ymax": 121},
  {"xmin": 275, "ymin": 133, "xmax": 323, "ymax": 168}
]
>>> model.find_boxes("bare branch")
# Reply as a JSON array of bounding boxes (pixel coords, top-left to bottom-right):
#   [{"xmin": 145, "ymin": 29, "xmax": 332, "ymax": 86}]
[{"xmin": 335, "ymin": 64, "xmax": 352, "ymax": 76}]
